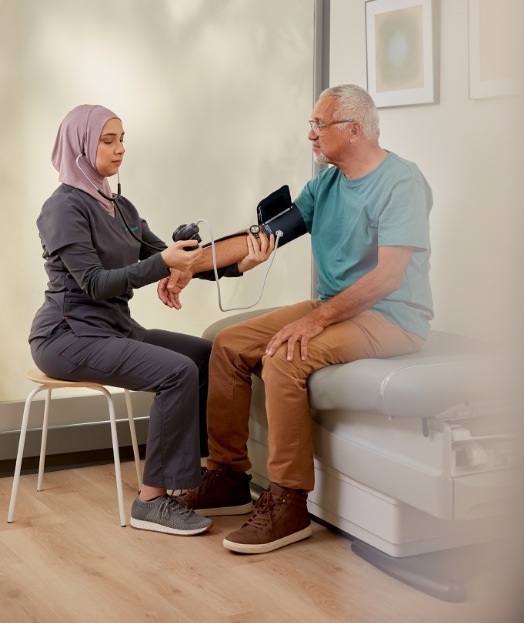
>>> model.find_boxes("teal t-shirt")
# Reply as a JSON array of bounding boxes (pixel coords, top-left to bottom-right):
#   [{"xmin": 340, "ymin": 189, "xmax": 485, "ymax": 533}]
[{"xmin": 294, "ymin": 152, "xmax": 433, "ymax": 339}]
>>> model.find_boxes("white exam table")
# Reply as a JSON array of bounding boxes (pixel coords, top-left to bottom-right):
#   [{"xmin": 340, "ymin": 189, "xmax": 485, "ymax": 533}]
[{"xmin": 203, "ymin": 309, "xmax": 522, "ymax": 602}]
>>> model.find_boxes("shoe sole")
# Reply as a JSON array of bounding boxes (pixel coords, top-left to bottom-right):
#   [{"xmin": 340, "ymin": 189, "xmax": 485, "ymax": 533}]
[
  {"xmin": 194, "ymin": 501, "xmax": 253, "ymax": 517},
  {"xmin": 222, "ymin": 523, "xmax": 313, "ymax": 553},
  {"xmin": 130, "ymin": 517, "xmax": 213, "ymax": 535}
]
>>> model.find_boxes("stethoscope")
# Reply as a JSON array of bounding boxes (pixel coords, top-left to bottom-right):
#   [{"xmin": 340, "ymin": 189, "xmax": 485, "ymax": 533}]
[
  {"xmin": 75, "ymin": 152, "xmax": 282, "ymax": 311},
  {"xmin": 75, "ymin": 153, "xmax": 163, "ymax": 253}
]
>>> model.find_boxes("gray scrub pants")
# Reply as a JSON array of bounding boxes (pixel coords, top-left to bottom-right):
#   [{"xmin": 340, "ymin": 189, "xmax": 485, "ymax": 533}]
[{"xmin": 30, "ymin": 328, "xmax": 212, "ymax": 491}]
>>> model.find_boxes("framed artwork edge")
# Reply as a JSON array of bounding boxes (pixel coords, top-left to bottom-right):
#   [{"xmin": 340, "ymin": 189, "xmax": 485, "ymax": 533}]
[
  {"xmin": 365, "ymin": 0, "xmax": 440, "ymax": 108},
  {"xmin": 468, "ymin": 0, "xmax": 524, "ymax": 100}
]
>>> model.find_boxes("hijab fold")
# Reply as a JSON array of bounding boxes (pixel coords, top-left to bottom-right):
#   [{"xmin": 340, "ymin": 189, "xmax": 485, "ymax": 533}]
[{"xmin": 51, "ymin": 104, "xmax": 120, "ymax": 217}]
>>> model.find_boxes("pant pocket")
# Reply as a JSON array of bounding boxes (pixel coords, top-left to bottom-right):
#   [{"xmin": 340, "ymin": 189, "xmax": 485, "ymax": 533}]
[{"xmin": 58, "ymin": 336, "xmax": 132, "ymax": 375}]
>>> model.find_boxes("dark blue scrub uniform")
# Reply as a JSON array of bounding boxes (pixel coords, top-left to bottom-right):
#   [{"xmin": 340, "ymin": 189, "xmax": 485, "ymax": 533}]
[{"xmin": 29, "ymin": 184, "xmax": 232, "ymax": 490}]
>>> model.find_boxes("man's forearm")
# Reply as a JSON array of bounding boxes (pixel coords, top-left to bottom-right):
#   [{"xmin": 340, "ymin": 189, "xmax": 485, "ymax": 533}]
[
  {"xmin": 190, "ymin": 235, "xmax": 248, "ymax": 275},
  {"xmin": 311, "ymin": 268, "xmax": 400, "ymax": 328},
  {"xmin": 309, "ymin": 246, "xmax": 412, "ymax": 328}
]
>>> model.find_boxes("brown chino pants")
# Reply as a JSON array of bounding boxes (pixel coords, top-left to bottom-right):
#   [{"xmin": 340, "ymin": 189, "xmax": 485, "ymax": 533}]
[{"xmin": 206, "ymin": 301, "xmax": 424, "ymax": 491}]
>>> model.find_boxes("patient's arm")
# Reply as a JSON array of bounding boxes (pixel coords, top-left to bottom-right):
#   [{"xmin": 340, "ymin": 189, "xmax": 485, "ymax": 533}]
[
  {"xmin": 163, "ymin": 233, "xmax": 274, "ymax": 308},
  {"xmin": 189, "ymin": 231, "xmax": 273, "ymax": 275},
  {"xmin": 161, "ymin": 236, "xmax": 247, "ymax": 307},
  {"xmin": 191, "ymin": 234, "xmax": 251, "ymax": 275}
]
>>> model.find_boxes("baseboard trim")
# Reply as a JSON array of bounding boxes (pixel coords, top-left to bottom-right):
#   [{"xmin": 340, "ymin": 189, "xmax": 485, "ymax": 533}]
[
  {"xmin": 0, "ymin": 417, "xmax": 150, "ymax": 466},
  {"xmin": 0, "ymin": 443, "xmax": 147, "ymax": 479}
]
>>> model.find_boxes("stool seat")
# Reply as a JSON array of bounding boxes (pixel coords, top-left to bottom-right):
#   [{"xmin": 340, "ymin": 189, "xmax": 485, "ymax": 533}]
[
  {"xmin": 25, "ymin": 368, "xmax": 107, "ymax": 389},
  {"xmin": 8, "ymin": 369, "xmax": 143, "ymax": 527}
]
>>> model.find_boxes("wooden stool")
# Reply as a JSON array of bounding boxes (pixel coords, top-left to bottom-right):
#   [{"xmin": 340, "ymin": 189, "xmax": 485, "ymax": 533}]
[{"xmin": 7, "ymin": 369, "xmax": 143, "ymax": 527}]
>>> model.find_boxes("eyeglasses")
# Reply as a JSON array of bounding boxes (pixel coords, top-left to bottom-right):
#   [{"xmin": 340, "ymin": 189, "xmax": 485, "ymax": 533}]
[{"xmin": 309, "ymin": 119, "xmax": 355, "ymax": 134}]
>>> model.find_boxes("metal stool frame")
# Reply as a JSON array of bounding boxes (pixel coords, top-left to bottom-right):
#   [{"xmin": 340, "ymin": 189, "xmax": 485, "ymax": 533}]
[{"xmin": 7, "ymin": 369, "xmax": 143, "ymax": 527}]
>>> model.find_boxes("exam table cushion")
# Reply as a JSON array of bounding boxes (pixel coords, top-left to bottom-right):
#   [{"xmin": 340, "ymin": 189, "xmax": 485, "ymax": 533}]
[
  {"xmin": 307, "ymin": 331, "xmax": 508, "ymax": 418},
  {"xmin": 202, "ymin": 310, "xmax": 509, "ymax": 420}
]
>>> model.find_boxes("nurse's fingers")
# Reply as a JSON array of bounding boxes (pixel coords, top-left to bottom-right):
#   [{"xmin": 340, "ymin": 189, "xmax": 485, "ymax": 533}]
[{"xmin": 157, "ymin": 278, "xmax": 174, "ymax": 308}]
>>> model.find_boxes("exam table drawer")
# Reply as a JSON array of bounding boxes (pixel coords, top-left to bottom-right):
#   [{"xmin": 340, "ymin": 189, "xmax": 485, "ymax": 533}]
[{"xmin": 452, "ymin": 468, "xmax": 522, "ymax": 521}]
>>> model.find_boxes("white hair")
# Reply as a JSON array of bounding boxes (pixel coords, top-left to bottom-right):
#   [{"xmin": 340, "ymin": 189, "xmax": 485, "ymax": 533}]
[{"xmin": 319, "ymin": 84, "xmax": 380, "ymax": 140}]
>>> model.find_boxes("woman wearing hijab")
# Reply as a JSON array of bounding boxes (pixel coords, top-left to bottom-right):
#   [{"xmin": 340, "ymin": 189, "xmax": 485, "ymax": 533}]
[{"xmin": 29, "ymin": 105, "xmax": 273, "ymax": 536}]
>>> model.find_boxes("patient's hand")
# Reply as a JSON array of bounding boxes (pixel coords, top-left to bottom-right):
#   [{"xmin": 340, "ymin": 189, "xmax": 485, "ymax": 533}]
[
  {"xmin": 237, "ymin": 232, "xmax": 275, "ymax": 273},
  {"xmin": 265, "ymin": 313, "xmax": 325, "ymax": 361}
]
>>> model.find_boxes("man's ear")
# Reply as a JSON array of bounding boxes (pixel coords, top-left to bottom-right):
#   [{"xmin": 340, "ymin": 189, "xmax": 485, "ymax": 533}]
[{"xmin": 348, "ymin": 122, "xmax": 362, "ymax": 142}]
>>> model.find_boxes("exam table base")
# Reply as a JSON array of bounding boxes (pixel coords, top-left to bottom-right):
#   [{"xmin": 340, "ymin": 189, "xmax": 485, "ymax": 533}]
[{"xmin": 351, "ymin": 537, "xmax": 523, "ymax": 603}]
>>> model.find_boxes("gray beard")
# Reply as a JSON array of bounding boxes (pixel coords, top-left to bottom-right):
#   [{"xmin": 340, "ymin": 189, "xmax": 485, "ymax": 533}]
[{"xmin": 313, "ymin": 150, "xmax": 329, "ymax": 164}]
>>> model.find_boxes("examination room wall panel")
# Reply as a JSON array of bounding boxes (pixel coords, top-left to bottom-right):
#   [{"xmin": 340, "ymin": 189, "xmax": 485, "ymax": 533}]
[
  {"xmin": 329, "ymin": 0, "xmax": 524, "ymax": 347},
  {"xmin": 0, "ymin": 0, "xmax": 315, "ymax": 404}
]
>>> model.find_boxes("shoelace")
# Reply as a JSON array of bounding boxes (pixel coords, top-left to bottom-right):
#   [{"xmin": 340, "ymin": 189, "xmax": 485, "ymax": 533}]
[
  {"xmin": 159, "ymin": 495, "xmax": 194, "ymax": 520},
  {"xmin": 246, "ymin": 492, "xmax": 284, "ymax": 531}
]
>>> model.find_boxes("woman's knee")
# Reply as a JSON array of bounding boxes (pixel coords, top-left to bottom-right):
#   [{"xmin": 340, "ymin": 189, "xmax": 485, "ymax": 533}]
[{"xmin": 169, "ymin": 357, "xmax": 199, "ymax": 384}]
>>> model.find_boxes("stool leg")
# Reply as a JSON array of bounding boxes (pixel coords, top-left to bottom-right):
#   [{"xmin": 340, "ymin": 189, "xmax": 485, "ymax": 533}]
[
  {"xmin": 37, "ymin": 388, "xmax": 52, "ymax": 492},
  {"xmin": 124, "ymin": 389, "xmax": 142, "ymax": 490},
  {"xmin": 8, "ymin": 386, "xmax": 45, "ymax": 523},
  {"xmin": 99, "ymin": 388, "xmax": 126, "ymax": 527}
]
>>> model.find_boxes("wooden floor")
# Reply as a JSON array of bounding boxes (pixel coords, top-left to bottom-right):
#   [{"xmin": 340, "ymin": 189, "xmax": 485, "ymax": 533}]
[{"xmin": 0, "ymin": 462, "xmax": 522, "ymax": 623}]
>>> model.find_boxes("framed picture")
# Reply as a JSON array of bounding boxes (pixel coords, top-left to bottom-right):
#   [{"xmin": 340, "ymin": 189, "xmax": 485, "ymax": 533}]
[
  {"xmin": 365, "ymin": 0, "xmax": 439, "ymax": 108},
  {"xmin": 469, "ymin": 0, "xmax": 524, "ymax": 100}
]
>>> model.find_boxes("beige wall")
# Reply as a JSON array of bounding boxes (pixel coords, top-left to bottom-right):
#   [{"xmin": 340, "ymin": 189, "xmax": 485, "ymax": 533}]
[
  {"xmin": 0, "ymin": 0, "xmax": 315, "ymax": 403},
  {"xmin": 4, "ymin": 0, "xmax": 522, "ymax": 403},
  {"xmin": 330, "ymin": 0, "xmax": 524, "ymax": 345}
]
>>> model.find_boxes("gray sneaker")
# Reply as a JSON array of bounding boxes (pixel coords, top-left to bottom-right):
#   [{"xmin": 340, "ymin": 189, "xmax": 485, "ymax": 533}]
[{"xmin": 130, "ymin": 494, "xmax": 213, "ymax": 535}]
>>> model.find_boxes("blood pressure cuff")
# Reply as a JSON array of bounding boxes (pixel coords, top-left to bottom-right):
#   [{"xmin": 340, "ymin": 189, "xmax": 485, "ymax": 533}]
[{"xmin": 257, "ymin": 185, "xmax": 307, "ymax": 248}]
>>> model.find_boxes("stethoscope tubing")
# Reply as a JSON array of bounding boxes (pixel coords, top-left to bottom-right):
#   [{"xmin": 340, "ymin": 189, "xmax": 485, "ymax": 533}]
[
  {"xmin": 76, "ymin": 153, "xmax": 162, "ymax": 253},
  {"xmin": 75, "ymin": 153, "xmax": 280, "ymax": 311}
]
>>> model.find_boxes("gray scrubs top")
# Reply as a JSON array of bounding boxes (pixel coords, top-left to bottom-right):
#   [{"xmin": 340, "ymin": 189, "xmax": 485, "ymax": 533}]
[{"xmin": 29, "ymin": 184, "xmax": 238, "ymax": 342}]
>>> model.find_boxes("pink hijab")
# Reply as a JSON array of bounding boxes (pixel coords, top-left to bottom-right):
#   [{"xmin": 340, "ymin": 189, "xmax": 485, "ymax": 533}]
[{"xmin": 51, "ymin": 105, "xmax": 120, "ymax": 217}]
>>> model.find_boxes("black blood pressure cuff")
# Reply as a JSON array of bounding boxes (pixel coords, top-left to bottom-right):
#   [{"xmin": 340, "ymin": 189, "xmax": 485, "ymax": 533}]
[
  {"xmin": 256, "ymin": 185, "xmax": 307, "ymax": 247},
  {"xmin": 198, "ymin": 185, "xmax": 308, "ymax": 253},
  {"xmin": 194, "ymin": 263, "xmax": 241, "ymax": 281}
]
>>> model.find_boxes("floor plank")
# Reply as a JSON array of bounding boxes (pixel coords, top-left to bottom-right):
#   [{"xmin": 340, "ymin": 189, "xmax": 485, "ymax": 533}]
[{"xmin": 0, "ymin": 463, "xmax": 522, "ymax": 623}]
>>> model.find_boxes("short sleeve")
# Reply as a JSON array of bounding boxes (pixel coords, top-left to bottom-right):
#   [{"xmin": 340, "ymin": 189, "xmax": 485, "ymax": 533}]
[
  {"xmin": 293, "ymin": 178, "xmax": 316, "ymax": 233},
  {"xmin": 378, "ymin": 179, "xmax": 431, "ymax": 252},
  {"xmin": 37, "ymin": 193, "xmax": 93, "ymax": 254}
]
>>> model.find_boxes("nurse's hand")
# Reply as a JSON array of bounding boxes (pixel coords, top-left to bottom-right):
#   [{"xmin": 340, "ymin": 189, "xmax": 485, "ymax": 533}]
[
  {"xmin": 237, "ymin": 232, "xmax": 275, "ymax": 273},
  {"xmin": 168, "ymin": 269, "xmax": 193, "ymax": 309},
  {"xmin": 158, "ymin": 274, "xmax": 178, "ymax": 309},
  {"xmin": 158, "ymin": 270, "xmax": 193, "ymax": 309},
  {"xmin": 160, "ymin": 240, "xmax": 202, "ymax": 273}
]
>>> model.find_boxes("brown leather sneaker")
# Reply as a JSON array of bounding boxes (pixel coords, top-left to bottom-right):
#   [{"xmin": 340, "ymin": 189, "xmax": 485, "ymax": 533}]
[
  {"xmin": 175, "ymin": 464, "xmax": 253, "ymax": 517},
  {"xmin": 223, "ymin": 482, "xmax": 312, "ymax": 554}
]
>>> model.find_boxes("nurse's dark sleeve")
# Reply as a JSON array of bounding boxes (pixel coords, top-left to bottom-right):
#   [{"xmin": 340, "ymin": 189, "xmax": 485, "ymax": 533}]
[
  {"xmin": 58, "ymin": 240, "xmax": 170, "ymax": 301},
  {"xmin": 138, "ymin": 224, "xmax": 168, "ymax": 259},
  {"xmin": 194, "ymin": 264, "xmax": 241, "ymax": 280}
]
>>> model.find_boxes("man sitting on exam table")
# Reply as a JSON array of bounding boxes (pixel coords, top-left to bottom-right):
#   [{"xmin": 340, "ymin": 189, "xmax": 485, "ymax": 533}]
[{"xmin": 171, "ymin": 84, "xmax": 434, "ymax": 554}]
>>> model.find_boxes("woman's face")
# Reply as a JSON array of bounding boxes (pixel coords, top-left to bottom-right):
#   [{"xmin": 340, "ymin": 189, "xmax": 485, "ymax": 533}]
[{"xmin": 96, "ymin": 117, "xmax": 125, "ymax": 177}]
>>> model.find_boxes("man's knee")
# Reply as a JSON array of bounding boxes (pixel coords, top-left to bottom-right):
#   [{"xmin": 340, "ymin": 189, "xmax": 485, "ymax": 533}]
[
  {"xmin": 211, "ymin": 325, "xmax": 256, "ymax": 362},
  {"xmin": 211, "ymin": 325, "xmax": 245, "ymax": 362},
  {"xmin": 261, "ymin": 345, "xmax": 307, "ymax": 382}
]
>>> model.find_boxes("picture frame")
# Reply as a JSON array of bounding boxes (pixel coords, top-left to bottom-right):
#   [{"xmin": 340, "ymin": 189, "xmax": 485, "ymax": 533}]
[
  {"xmin": 468, "ymin": 0, "xmax": 524, "ymax": 100},
  {"xmin": 365, "ymin": 0, "xmax": 440, "ymax": 108}
]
